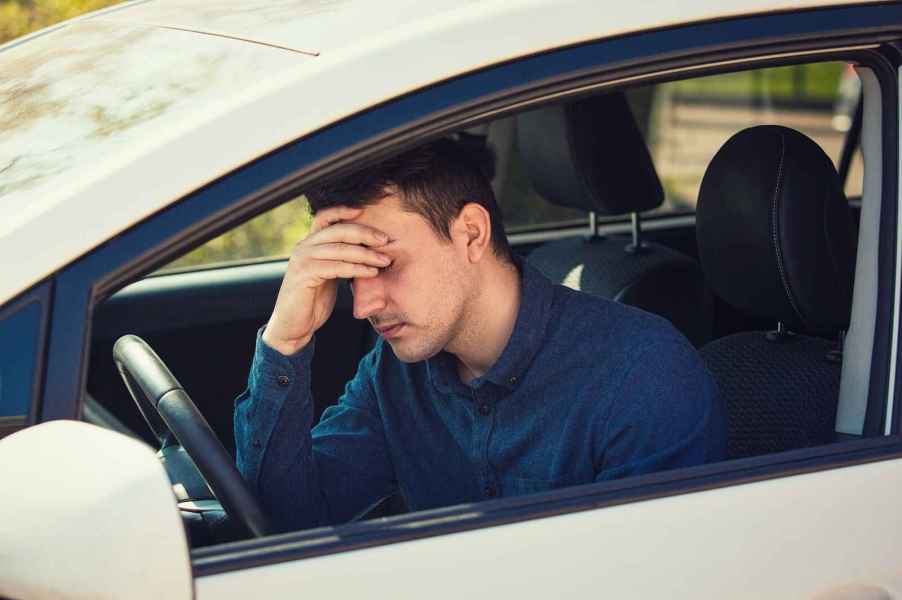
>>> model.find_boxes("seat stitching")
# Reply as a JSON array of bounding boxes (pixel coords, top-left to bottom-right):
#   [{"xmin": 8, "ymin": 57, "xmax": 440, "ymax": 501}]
[{"xmin": 771, "ymin": 131, "xmax": 807, "ymax": 327}]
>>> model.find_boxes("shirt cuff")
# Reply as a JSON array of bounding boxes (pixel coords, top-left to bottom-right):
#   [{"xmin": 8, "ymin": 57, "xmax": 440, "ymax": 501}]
[
  {"xmin": 241, "ymin": 326, "xmax": 315, "ymax": 407},
  {"xmin": 254, "ymin": 325, "xmax": 316, "ymax": 379}
]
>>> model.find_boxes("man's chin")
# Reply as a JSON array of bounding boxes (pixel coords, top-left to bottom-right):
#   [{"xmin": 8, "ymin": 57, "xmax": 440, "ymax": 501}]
[{"xmin": 385, "ymin": 336, "xmax": 442, "ymax": 363}]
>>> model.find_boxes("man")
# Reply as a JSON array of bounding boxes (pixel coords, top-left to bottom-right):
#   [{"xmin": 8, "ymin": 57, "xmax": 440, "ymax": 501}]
[{"xmin": 234, "ymin": 138, "xmax": 725, "ymax": 533}]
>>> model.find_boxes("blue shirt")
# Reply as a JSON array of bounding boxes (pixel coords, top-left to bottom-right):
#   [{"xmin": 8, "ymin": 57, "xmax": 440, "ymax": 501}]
[{"xmin": 234, "ymin": 261, "xmax": 725, "ymax": 532}]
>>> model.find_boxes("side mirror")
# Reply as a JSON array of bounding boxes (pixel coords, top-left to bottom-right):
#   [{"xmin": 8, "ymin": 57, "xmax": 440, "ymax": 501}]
[{"xmin": 0, "ymin": 420, "xmax": 192, "ymax": 600}]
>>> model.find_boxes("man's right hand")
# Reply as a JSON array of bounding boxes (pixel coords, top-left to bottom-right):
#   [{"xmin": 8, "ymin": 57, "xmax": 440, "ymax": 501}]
[{"xmin": 262, "ymin": 205, "xmax": 391, "ymax": 356}]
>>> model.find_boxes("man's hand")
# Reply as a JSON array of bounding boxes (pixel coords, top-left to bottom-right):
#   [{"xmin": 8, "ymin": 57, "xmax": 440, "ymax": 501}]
[{"xmin": 262, "ymin": 206, "xmax": 391, "ymax": 356}]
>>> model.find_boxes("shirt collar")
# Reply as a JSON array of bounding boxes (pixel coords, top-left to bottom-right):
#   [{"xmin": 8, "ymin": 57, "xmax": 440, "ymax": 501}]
[{"xmin": 427, "ymin": 256, "xmax": 555, "ymax": 393}]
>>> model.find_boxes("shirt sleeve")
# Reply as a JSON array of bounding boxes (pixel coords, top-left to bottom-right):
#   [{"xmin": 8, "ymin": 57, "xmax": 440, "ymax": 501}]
[
  {"xmin": 593, "ymin": 338, "xmax": 727, "ymax": 482},
  {"xmin": 234, "ymin": 328, "xmax": 396, "ymax": 532}
]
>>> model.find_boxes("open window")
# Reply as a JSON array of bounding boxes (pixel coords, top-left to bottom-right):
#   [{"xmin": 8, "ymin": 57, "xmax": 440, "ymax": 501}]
[{"xmin": 79, "ymin": 40, "xmax": 898, "ymax": 559}]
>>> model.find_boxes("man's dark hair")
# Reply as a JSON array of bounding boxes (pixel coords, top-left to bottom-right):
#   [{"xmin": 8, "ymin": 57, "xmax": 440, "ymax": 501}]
[{"xmin": 306, "ymin": 138, "xmax": 513, "ymax": 263}]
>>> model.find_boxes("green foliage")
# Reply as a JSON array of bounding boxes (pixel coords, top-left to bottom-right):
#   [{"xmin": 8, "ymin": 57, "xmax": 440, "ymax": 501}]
[
  {"xmin": 0, "ymin": 0, "xmax": 123, "ymax": 44},
  {"xmin": 672, "ymin": 63, "xmax": 844, "ymax": 102},
  {"xmin": 163, "ymin": 199, "xmax": 313, "ymax": 272}
]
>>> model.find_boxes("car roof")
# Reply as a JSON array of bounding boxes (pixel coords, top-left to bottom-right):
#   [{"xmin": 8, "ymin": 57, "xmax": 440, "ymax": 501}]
[{"xmin": 0, "ymin": 0, "xmax": 876, "ymax": 305}]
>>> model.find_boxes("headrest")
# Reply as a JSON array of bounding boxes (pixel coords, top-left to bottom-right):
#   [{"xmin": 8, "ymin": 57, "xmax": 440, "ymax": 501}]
[
  {"xmin": 697, "ymin": 126, "xmax": 855, "ymax": 336},
  {"xmin": 516, "ymin": 92, "xmax": 664, "ymax": 215}
]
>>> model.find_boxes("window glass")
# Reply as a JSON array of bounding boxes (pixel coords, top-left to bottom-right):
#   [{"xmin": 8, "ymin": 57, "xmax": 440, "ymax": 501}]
[
  {"xmin": 493, "ymin": 61, "xmax": 862, "ymax": 227},
  {"xmin": 162, "ymin": 62, "xmax": 862, "ymax": 271},
  {"xmin": 487, "ymin": 117, "xmax": 588, "ymax": 233},
  {"xmin": 0, "ymin": 300, "xmax": 42, "ymax": 418},
  {"xmin": 160, "ymin": 196, "xmax": 312, "ymax": 272},
  {"xmin": 642, "ymin": 61, "xmax": 862, "ymax": 213},
  {"xmin": 844, "ymin": 148, "xmax": 864, "ymax": 200}
]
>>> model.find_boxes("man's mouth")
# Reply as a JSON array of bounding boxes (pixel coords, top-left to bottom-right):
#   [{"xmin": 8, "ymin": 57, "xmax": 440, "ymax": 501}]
[{"xmin": 375, "ymin": 323, "xmax": 405, "ymax": 339}]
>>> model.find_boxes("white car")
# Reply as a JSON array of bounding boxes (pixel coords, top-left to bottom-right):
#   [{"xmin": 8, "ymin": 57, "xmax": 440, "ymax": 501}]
[{"xmin": 2, "ymin": 0, "xmax": 901, "ymax": 598}]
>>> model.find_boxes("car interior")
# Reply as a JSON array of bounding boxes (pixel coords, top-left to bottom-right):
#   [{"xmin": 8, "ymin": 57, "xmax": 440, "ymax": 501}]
[{"xmin": 82, "ymin": 58, "xmax": 879, "ymax": 546}]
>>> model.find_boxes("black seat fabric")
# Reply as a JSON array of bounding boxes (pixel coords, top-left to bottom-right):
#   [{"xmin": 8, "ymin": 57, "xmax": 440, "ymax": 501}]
[
  {"xmin": 527, "ymin": 237, "xmax": 710, "ymax": 345},
  {"xmin": 703, "ymin": 333, "xmax": 841, "ymax": 458},
  {"xmin": 518, "ymin": 92, "xmax": 712, "ymax": 346},
  {"xmin": 696, "ymin": 125, "xmax": 856, "ymax": 459}
]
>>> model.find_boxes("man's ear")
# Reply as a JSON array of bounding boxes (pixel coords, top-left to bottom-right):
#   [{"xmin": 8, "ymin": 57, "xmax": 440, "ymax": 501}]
[{"xmin": 451, "ymin": 203, "xmax": 492, "ymax": 263}]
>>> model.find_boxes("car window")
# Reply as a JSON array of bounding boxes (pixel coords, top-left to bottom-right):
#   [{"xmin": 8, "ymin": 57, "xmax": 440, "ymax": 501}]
[
  {"xmin": 490, "ymin": 61, "xmax": 862, "ymax": 228},
  {"xmin": 162, "ymin": 63, "xmax": 863, "ymax": 269},
  {"xmin": 482, "ymin": 119, "xmax": 589, "ymax": 233},
  {"xmin": 160, "ymin": 196, "xmax": 312, "ymax": 272},
  {"xmin": 642, "ymin": 61, "xmax": 863, "ymax": 212}
]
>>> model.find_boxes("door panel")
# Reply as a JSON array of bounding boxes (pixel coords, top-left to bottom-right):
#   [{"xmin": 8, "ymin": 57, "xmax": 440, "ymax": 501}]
[{"xmin": 194, "ymin": 458, "xmax": 902, "ymax": 599}]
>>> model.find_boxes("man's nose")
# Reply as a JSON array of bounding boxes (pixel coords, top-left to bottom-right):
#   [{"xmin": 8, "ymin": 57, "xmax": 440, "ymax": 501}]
[{"xmin": 351, "ymin": 275, "xmax": 386, "ymax": 320}]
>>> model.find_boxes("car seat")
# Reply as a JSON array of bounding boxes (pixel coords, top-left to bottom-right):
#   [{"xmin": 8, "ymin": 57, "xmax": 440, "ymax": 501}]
[
  {"xmin": 517, "ymin": 92, "xmax": 712, "ymax": 346},
  {"xmin": 696, "ymin": 125, "xmax": 856, "ymax": 459}
]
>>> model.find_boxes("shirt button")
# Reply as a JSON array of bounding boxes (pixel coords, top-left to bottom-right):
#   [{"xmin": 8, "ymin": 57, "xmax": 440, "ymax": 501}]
[
  {"xmin": 478, "ymin": 403, "xmax": 491, "ymax": 416},
  {"xmin": 508, "ymin": 375, "xmax": 518, "ymax": 386},
  {"xmin": 484, "ymin": 485, "xmax": 497, "ymax": 498},
  {"xmin": 252, "ymin": 439, "xmax": 262, "ymax": 449},
  {"xmin": 277, "ymin": 375, "xmax": 290, "ymax": 387}
]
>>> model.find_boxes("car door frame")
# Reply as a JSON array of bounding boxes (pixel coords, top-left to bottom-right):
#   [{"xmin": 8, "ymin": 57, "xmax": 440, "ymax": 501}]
[
  {"xmin": 0, "ymin": 280, "xmax": 51, "ymax": 439},
  {"xmin": 26, "ymin": 1, "xmax": 902, "ymax": 575}
]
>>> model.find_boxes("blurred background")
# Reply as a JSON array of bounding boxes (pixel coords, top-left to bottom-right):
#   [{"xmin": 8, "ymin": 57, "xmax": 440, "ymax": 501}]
[{"xmin": 1, "ymin": 0, "xmax": 120, "ymax": 43}]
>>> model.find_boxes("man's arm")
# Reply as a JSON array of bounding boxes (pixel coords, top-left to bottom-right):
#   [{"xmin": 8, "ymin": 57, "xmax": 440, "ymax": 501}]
[
  {"xmin": 594, "ymin": 338, "xmax": 726, "ymax": 482},
  {"xmin": 235, "ymin": 332, "xmax": 395, "ymax": 532},
  {"xmin": 234, "ymin": 205, "xmax": 396, "ymax": 532}
]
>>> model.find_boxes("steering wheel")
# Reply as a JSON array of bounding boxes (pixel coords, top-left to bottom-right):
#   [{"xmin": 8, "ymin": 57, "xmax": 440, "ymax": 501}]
[{"xmin": 113, "ymin": 334, "xmax": 270, "ymax": 538}]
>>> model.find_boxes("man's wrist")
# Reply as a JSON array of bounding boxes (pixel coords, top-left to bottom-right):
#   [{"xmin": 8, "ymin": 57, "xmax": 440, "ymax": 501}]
[{"xmin": 261, "ymin": 328, "xmax": 312, "ymax": 357}]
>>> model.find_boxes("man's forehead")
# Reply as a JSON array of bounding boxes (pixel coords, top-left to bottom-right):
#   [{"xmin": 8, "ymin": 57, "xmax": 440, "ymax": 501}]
[{"xmin": 344, "ymin": 194, "xmax": 418, "ymax": 235}]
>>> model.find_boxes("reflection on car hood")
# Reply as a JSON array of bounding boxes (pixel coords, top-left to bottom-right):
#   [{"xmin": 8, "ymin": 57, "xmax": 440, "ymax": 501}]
[{"xmin": 0, "ymin": 19, "xmax": 307, "ymax": 223}]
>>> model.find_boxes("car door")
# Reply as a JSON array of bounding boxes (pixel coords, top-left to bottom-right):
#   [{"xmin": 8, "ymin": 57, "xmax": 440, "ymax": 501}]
[
  {"xmin": 193, "ymin": 462, "xmax": 902, "ymax": 599},
  {"xmin": 185, "ymin": 11, "xmax": 902, "ymax": 599},
  {"xmin": 24, "ymin": 3, "xmax": 902, "ymax": 599}
]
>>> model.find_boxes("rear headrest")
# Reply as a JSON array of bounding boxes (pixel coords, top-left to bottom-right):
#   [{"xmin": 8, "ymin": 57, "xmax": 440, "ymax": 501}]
[
  {"xmin": 697, "ymin": 126, "xmax": 855, "ymax": 336},
  {"xmin": 516, "ymin": 92, "xmax": 664, "ymax": 215}
]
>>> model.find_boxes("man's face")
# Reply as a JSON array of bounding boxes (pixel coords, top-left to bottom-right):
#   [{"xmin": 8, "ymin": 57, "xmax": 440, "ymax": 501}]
[{"xmin": 345, "ymin": 194, "xmax": 473, "ymax": 362}]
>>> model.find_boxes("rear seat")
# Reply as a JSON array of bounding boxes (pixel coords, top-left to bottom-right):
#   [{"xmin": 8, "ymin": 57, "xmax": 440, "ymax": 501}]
[{"xmin": 516, "ymin": 92, "xmax": 712, "ymax": 346}]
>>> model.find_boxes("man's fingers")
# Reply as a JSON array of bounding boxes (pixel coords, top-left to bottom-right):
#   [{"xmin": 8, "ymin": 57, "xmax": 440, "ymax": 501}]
[
  {"xmin": 310, "ymin": 260, "xmax": 379, "ymax": 281},
  {"xmin": 309, "ymin": 243, "xmax": 392, "ymax": 267},
  {"xmin": 309, "ymin": 206, "xmax": 363, "ymax": 234},
  {"xmin": 307, "ymin": 222, "xmax": 389, "ymax": 247}
]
